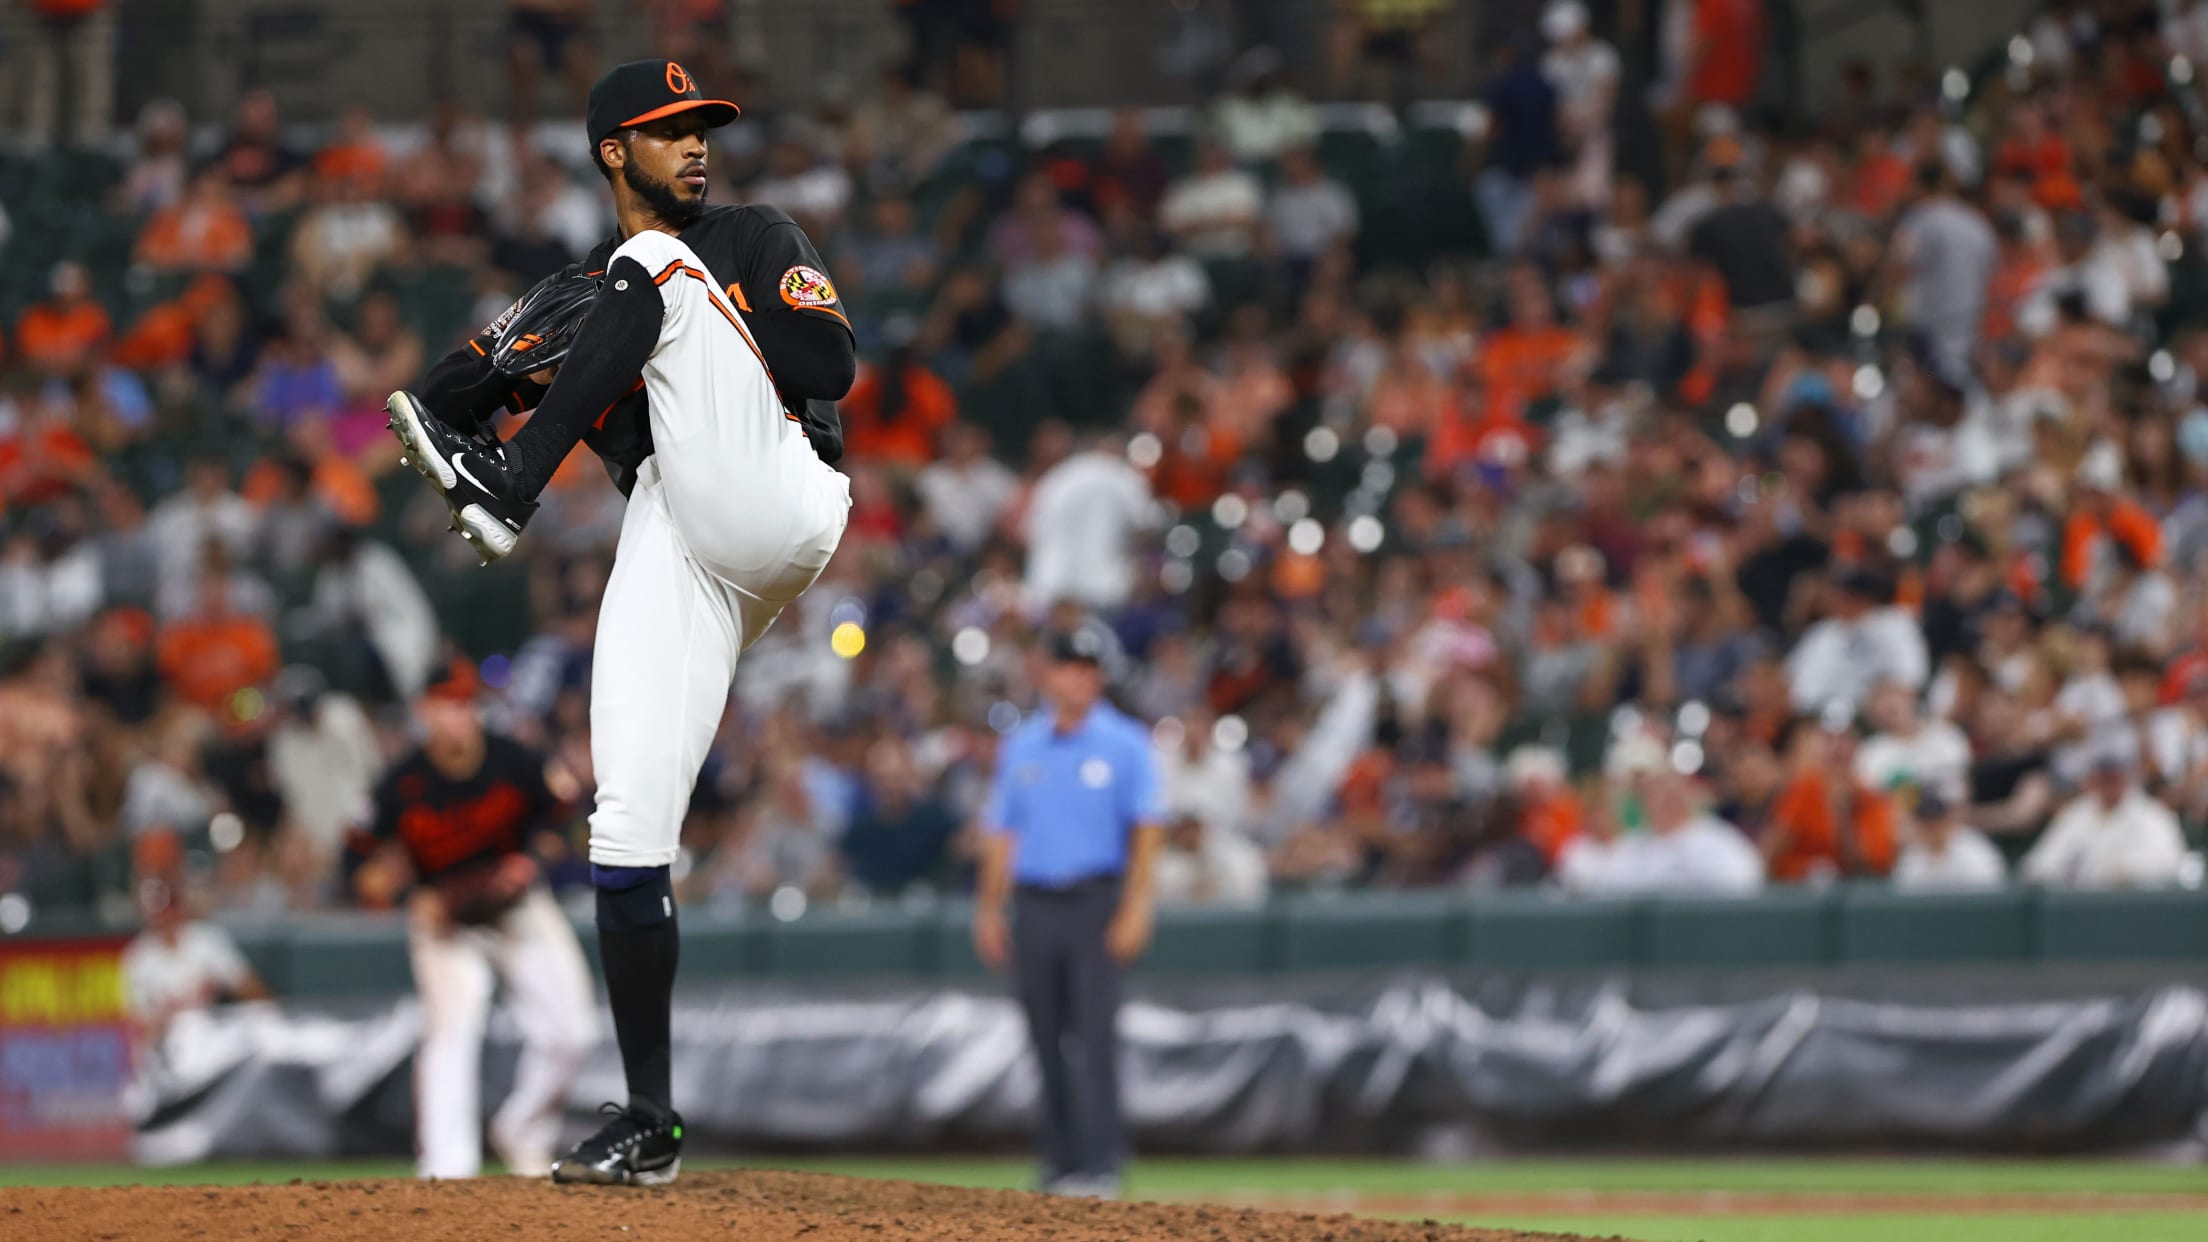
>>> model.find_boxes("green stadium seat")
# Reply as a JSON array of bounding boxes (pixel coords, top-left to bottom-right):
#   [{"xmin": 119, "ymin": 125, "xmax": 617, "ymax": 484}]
[
  {"xmin": 1839, "ymin": 886, "xmax": 2036, "ymax": 963},
  {"xmin": 1645, "ymin": 890, "xmax": 1838, "ymax": 968}
]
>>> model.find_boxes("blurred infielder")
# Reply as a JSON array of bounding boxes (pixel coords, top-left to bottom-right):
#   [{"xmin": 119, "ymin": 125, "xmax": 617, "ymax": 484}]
[
  {"xmin": 348, "ymin": 658, "xmax": 596, "ymax": 1180},
  {"xmin": 386, "ymin": 59, "xmax": 855, "ymax": 1184}
]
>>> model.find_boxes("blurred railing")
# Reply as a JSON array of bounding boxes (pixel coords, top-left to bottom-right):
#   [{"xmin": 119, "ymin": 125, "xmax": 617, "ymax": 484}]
[{"xmin": 11, "ymin": 885, "xmax": 2207, "ymax": 997}]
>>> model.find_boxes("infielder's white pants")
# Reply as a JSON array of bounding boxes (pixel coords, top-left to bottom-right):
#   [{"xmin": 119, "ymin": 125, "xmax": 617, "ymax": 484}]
[
  {"xmin": 410, "ymin": 888, "xmax": 597, "ymax": 1179},
  {"xmin": 586, "ymin": 228, "xmax": 851, "ymax": 869}
]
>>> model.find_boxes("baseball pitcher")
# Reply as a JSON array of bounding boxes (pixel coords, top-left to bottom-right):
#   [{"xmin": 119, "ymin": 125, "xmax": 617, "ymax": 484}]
[
  {"xmin": 384, "ymin": 59, "xmax": 855, "ymax": 1185},
  {"xmin": 348, "ymin": 657, "xmax": 597, "ymax": 1180}
]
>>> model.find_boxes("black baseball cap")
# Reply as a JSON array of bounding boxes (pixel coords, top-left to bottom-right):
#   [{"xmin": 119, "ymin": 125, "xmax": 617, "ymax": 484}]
[
  {"xmin": 1046, "ymin": 626, "xmax": 1107, "ymax": 666},
  {"xmin": 588, "ymin": 59, "xmax": 740, "ymax": 145}
]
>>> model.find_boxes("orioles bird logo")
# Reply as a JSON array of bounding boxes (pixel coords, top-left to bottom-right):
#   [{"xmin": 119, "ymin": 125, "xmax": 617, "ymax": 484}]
[{"xmin": 666, "ymin": 61, "xmax": 693, "ymax": 95}]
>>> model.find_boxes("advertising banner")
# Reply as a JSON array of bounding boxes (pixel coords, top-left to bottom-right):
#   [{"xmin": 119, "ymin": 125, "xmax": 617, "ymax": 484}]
[{"xmin": 0, "ymin": 937, "xmax": 135, "ymax": 1160}]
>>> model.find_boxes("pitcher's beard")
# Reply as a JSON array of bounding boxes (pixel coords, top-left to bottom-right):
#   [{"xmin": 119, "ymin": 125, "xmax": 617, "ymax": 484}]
[{"xmin": 623, "ymin": 162, "xmax": 705, "ymax": 227}]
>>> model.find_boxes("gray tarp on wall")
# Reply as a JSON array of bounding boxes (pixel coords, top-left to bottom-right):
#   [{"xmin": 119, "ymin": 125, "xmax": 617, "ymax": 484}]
[{"xmin": 133, "ymin": 975, "xmax": 2208, "ymax": 1164}]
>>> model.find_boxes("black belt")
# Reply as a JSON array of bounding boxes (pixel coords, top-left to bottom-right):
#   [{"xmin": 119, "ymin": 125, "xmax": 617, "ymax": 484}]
[{"xmin": 1014, "ymin": 874, "xmax": 1121, "ymax": 897}]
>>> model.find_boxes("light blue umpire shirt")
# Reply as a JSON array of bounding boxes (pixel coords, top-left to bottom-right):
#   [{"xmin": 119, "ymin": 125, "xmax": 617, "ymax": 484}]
[{"xmin": 985, "ymin": 702, "xmax": 1166, "ymax": 888}]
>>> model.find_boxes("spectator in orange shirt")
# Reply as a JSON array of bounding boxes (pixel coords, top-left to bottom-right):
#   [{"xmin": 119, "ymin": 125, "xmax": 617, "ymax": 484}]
[
  {"xmin": 155, "ymin": 556, "xmax": 282, "ymax": 722},
  {"xmin": 15, "ymin": 261, "xmax": 112, "ymax": 377},
  {"xmin": 1764, "ymin": 716, "xmax": 1898, "ymax": 882},
  {"xmin": 2061, "ymin": 444, "xmax": 2162, "ymax": 590},
  {"xmin": 1476, "ymin": 264, "xmax": 1585, "ymax": 424},
  {"xmin": 1504, "ymin": 744, "xmax": 1584, "ymax": 866},
  {"xmin": 136, "ymin": 165, "xmax": 254, "ymax": 274},
  {"xmin": 312, "ymin": 106, "xmax": 387, "ymax": 188},
  {"xmin": 1683, "ymin": 0, "xmax": 1765, "ymax": 110},
  {"xmin": 841, "ymin": 336, "xmax": 957, "ymax": 469}
]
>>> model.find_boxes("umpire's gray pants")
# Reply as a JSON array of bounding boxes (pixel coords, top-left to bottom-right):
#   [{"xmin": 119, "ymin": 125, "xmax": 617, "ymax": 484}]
[{"xmin": 1011, "ymin": 877, "xmax": 1125, "ymax": 1180}]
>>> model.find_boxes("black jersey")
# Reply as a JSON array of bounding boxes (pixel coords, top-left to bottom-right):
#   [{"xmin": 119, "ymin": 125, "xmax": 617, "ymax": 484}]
[
  {"xmin": 422, "ymin": 204, "xmax": 853, "ymax": 493},
  {"xmin": 368, "ymin": 734, "xmax": 560, "ymax": 884}
]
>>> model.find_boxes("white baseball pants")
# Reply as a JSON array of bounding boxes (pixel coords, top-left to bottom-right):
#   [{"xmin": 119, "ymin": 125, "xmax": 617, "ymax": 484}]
[
  {"xmin": 410, "ymin": 887, "xmax": 597, "ymax": 1179},
  {"xmin": 585, "ymin": 229, "xmax": 851, "ymax": 870}
]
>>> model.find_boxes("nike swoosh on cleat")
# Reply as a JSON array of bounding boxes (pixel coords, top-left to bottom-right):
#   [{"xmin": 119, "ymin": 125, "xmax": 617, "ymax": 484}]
[{"xmin": 454, "ymin": 455, "xmax": 494, "ymax": 495}]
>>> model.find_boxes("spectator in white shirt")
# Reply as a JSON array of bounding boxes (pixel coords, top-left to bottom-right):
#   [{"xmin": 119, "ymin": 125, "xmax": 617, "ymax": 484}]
[
  {"xmin": 915, "ymin": 422, "xmax": 1020, "ymax": 555},
  {"xmin": 266, "ymin": 667, "xmax": 382, "ymax": 860},
  {"xmin": 1539, "ymin": 0, "xmax": 1620, "ymax": 209},
  {"xmin": 1212, "ymin": 48, "xmax": 1319, "ymax": 165},
  {"xmin": 1160, "ymin": 140, "xmax": 1264, "ymax": 261},
  {"xmin": 1854, "ymin": 679, "xmax": 1973, "ymax": 799},
  {"xmin": 1265, "ymin": 146, "xmax": 1359, "ymax": 264},
  {"xmin": 1891, "ymin": 788, "xmax": 2007, "ymax": 892},
  {"xmin": 147, "ymin": 458, "xmax": 259, "ymax": 602},
  {"xmin": 1152, "ymin": 709, "xmax": 1267, "ymax": 906},
  {"xmin": 1559, "ymin": 741, "xmax": 1764, "ymax": 895},
  {"xmin": 2020, "ymin": 753, "xmax": 2190, "ymax": 889},
  {"xmin": 1785, "ymin": 569, "xmax": 1930, "ymax": 715},
  {"xmin": 1099, "ymin": 229, "xmax": 1212, "ymax": 357},
  {"xmin": 1022, "ymin": 436, "xmax": 1155, "ymax": 613}
]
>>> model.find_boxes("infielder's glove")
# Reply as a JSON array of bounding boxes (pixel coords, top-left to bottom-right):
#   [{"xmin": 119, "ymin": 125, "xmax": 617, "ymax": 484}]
[
  {"xmin": 487, "ymin": 270, "xmax": 602, "ymax": 377},
  {"xmin": 436, "ymin": 854, "xmax": 539, "ymax": 926}
]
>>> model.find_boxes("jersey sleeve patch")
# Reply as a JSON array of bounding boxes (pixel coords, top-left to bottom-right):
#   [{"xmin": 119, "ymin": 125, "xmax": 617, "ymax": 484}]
[{"xmin": 778, "ymin": 265, "xmax": 840, "ymax": 309}]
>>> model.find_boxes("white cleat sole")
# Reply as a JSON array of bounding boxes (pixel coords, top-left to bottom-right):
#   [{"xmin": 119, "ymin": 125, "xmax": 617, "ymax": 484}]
[
  {"xmin": 456, "ymin": 503, "xmax": 519, "ymax": 563},
  {"xmin": 385, "ymin": 391, "xmax": 456, "ymax": 492}
]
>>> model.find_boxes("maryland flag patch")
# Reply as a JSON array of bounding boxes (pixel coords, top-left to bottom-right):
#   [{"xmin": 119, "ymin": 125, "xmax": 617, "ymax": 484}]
[{"xmin": 778, "ymin": 265, "xmax": 840, "ymax": 309}]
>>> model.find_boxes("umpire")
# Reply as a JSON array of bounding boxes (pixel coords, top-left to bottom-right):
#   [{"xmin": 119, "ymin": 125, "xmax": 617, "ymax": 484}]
[{"xmin": 973, "ymin": 623, "xmax": 1164, "ymax": 1199}]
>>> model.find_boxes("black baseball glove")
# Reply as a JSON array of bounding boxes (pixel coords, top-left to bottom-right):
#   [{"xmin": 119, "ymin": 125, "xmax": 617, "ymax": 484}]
[{"xmin": 487, "ymin": 269, "xmax": 603, "ymax": 377}]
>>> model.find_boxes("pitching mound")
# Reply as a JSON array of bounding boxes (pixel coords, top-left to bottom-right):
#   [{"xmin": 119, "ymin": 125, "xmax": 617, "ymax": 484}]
[{"xmin": 0, "ymin": 1169, "xmax": 1596, "ymax": 1241}]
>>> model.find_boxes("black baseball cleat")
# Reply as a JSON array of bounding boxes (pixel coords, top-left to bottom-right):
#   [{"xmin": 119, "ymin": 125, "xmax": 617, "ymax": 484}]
[
  {"xmin": 385, "ymin": 390, "xmax": 538, "ymax": 564},
  {"xmin": 550, "ymin": 1102, "xmax": 684, "ymax": 1187}
]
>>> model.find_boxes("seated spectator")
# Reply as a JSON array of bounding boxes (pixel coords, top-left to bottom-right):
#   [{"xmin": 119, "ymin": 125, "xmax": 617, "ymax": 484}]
[
  {"xmin": 1558, "ymin": 740, "xmax": 1763, "ymax": 894},
  {"xmin": 840, "ymin": 331, "xmax": 958, "ymax": 469},
  {"xmin": 307, "ymin": 525, "xmax": 439, "ymax": 702},
  {"xmin": 186, "ymin": 277, "xmax": 260, "ymax": 397},
  {"xmin": 1100, "ymin": 230, "xmax": 1211, "ymax": 359},
  {"xmin": 290, "ymin": 169, "xmax": 407, "ymax": 302},
  {"xmin": 842, "ymin": 64, "xmax": 959, "ymax": 192},
  {"xmin": 1160, "ymin": 140, "xmax": 1264, "ymax": 261},
  {"xmin": 838, "ymin": 736, "xmax": 958, "ymax": 897},
  {"xmin": 1501, "ymin": 744, "xmax": 1584, "ymax": 873},
  {"xmin": 1785, "ymin": 569, "xmax": 1930, "ymax": 714},
  {"xmin": 1265, "ymin": 146, "xmax": 1359, "ymax": 278},
  {"xmin": 116, "ymin": 97, "xmax": 191, "ymax": 215},
  {"xmin": 393, "ymin": 103, "xmax": 493, "ymax": 267},
  {"xmin": 1854, "ymin": 678, "xmax": 1973, "ymax": 799},
  {"xmin": 247, "ymin": 312, "xmax": 344, "ymax": 433},
  {"xmin": 147, "ymin": 458, "xmax": 258, "ymax": 592},
  {"xmin": 1765, "ymin": 717, "xmax": 1898, "ymax": 882},
  {"xmin": 1891, "ymin": 787, "xmax": 2007, "ymax": 892},
  {"xmin": 747, "ymin": 130, "xmax": 855, "ymax": 239},
  {"xmin": 2020, "ymin": 751, "xmax": 2190, "ymax": 888},
  {"xmin": 154, "ymin": 548, "xmax": 281, "ymax": 718},
  {"xmin": 989, "ymin": 170, "xmax": 1104, "ymax": 275},
  {"xmin": 842, "ymin": 195, "xmax": 940, "ymax": 306},
  {"xmin": 214, "ymin": 87, "xmax": 308, "ymax": 214},
  {"xmin": 915, "ymin": 423, "xmax": 1018, "ymax": 555},
  {"xmin": 312, "ymin": 106, "xmax": 388, "ymax": 188},
  {"xmin": 1089, "ymin": 108, "xmax": 1170, "ymax": 223},
  {"xmin": 329, "ymin": 290, "xmax": 424, "ymax": 434},
  {"xmin": 120, "ymin": 710, "xmax": 219, "ymax": 839},
  {"xmin": 700, "ymin": 753, "xmax": 840, "ymax": 907},
  {"xmin": 15, "ymin": 261, "xmax": 112, "ymax": 378},
  {"xmin": 1000, "ymin": 210, "xmax": 1099, "ymax": 334},
  {"xmin": 266, "ymin": 666, "xmax": 383, "ymax": 859},
  {"xmin": 1213, "ymin": 48, "xmax": 1319, "ymax": 165},
  {"xmin": 135, "ymin": 166, "xmax": 254, "ymax": 274},
  {"xmin": 506, "ymin": 0, "xmax": 597, "ymax": 132}
]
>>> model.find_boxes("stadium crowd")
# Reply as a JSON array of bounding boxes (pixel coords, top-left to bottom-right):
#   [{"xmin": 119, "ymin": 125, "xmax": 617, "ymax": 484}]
[{"xmin": 6, "ymin": 0, "xmax": 2208, "ymax": 933}]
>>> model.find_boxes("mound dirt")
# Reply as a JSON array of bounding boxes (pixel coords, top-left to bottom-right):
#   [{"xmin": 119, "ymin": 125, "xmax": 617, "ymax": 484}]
[{"xmin": 0, "ymin": 1169, "xmax": 1602, "ymax": 1241}]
